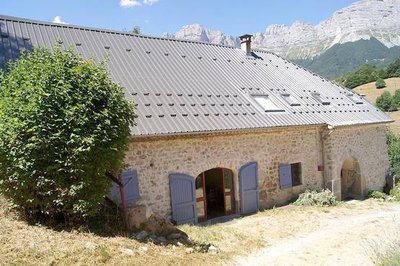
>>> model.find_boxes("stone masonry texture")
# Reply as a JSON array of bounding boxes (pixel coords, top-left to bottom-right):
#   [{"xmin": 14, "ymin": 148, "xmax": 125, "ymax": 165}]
[{"xmin": 125, "ymin": 124, "xmax": 389, "ymax": 219}]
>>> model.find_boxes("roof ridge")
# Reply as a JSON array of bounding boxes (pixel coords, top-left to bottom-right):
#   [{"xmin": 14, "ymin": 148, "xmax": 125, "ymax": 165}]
[{"xmin": 0, "ymin": 14, "xmax": 238, "ymax": 49}]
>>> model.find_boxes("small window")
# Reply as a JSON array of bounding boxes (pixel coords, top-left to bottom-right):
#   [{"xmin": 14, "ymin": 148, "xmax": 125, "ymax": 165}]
[
  {"xmin": 281, "ymin": 93, "xmax": 300, "ymax": 106},
  {"xmin": 252, "ymin": 95, "xmax": 284, "ymax": 112},
  {"xmin": 346, "ymin": 93, "xmax": 363, "ymax": 104},
  {"xmin": 279, "ymin": 163, "xmax": 302, "ymax": 189},
  {"xmin": 311, "ymin": 92, "xmax": 330, "ymax": 105}
]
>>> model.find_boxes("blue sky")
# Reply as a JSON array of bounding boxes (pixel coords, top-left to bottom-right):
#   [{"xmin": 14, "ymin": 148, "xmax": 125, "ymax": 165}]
[{"xmin": 1, "ymin": 0, "xmax": 358, "ymax": 36}]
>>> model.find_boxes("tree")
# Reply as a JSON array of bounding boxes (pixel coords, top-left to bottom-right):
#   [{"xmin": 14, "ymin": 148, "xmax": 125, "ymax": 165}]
[
  {"xmin": 0, "ymin": 46, "xmax": 135, "ymax": 223},
  {"xmin": 132, "ymin": 26, "xmax": 141, "ymax": 35},
  {"xmin": 387, "ymin": 130, "xmax": 400, "ymax": 178},
  {"xmin": 394, "ymin": 90, "xmax": 400, "ymax": 107},
  {"xmin": 386, "ymin": 58, "xmax": 400, "ymax": 78},
  {"xmin": 376, "ymin": 91, "xmax": 397, "ymax": 112},
  {"xmin": 342, "ymin": 64, "xmax": 380, "ymax": 89},
  {"xmin": 375, "ymin": 78, "xmax": 386, "ymax": 89}
]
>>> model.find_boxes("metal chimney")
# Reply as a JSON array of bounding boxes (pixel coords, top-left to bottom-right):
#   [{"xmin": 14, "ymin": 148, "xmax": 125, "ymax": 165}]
[{"xmin": 239, "ymin": 34, "xmax": 252, "ymax": 56}]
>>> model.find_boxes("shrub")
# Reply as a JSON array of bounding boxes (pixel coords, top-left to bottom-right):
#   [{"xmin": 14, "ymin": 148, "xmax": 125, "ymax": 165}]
[
  {"xmin": 390, "ymin": 186, "xmax": 400, "ymax": 201},
  {"xmin": 0, "ymin": 46, "xmax": 135, "ymax": 223},
  {"xmin": 393, "ymin": 90, "xmax": 400, "ymax": 107},
  {"xmin": 375, "ymin": 78, "xmax": 386, "ymax": 89},
  {"xmin": 376, "ymin": 91, "xmax": 397, "ymax": 112},
  {"xmin": 367, "ymin": 190, "xmax": 388, "ymax": 200},
  {"xmin": 386, "ymin": 58, "xmax": 400, "ymax": 78},
  {"xmin": 342, "ymin": 64, "xmax": 381, "ymax": 89},
  {"xmin": 292, "ymin": 190, "xmax": 337, "ymax": 206},
  {"xmin": 387, "ymin": 130, "xmax": 400, "ymax": 179}
]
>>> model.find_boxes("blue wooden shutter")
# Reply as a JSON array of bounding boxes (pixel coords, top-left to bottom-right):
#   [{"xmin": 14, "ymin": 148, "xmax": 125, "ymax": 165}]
[
  {"xmin": 121, "ymin": 170, "xmax": 140, "ymax": 208},
  {"xmin": 169, "ymin": 173, "xmax": 197, "ymax": 225},
  {"xmin": 108, "ymin": 170, "xmax": 140, "ymax": 208},
  {"xmin": 239, "ymin": 162, "xmax": 259, "ymax": 215},
  {"xmin": 279, "ymin": 164, "xmax": 292, "ymax": 189}
]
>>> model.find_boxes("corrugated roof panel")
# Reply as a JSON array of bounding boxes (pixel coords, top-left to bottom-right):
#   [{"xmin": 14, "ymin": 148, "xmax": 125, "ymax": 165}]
[{"xmin": 0, "ymin": 15, "xmax": 392, "ymax": 137}]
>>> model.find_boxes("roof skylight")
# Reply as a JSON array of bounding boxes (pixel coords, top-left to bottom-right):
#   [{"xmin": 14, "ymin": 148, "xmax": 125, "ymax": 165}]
[
  {"xmin": 281, "ymin": 93, "xmax": 300, "ymax": 106},
  {"xmin": 346, "ymin": 93, "xmax": 363, "ymax": 104},
  {"xmin": 252, "ymin": 95, "xmax": 284, "ymax": 112},
  {"xmin": 311, "ymin": 92, "xmax": 330, "ymax": 105}
]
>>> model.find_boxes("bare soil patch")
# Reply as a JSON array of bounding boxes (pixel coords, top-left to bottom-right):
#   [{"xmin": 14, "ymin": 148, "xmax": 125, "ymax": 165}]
[{"xmin": 233, "ymin": 201, "xmax": 400, "ymax": 265}]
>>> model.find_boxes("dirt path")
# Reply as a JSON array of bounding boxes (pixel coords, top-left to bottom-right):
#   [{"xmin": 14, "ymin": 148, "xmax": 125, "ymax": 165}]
[{"xmin": 233, "ymin": 203, "xmax": 400, "ymax": 266}]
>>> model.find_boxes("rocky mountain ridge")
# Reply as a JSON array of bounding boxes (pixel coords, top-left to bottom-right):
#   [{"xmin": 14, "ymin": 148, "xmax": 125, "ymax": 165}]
[{"xmin": 164, "ymin": 0, "xmax": 400, "ymax": 60}]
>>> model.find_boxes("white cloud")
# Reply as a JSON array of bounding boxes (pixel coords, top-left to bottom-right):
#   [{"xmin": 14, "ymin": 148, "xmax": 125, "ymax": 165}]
[
  {"xmin": 143, "ymin": 0, "xmax": 159, "ymax": 5},
  {"xmin": 53, "ymin": 16, "xmax": 67, "ymax": 24},
  {"xmin": 119, "ymin": 0, "xmax": 159, "ymax": 8},
  {"xmin": 120, "ymin": 0, "xmax": 141, "ymax": 7}
]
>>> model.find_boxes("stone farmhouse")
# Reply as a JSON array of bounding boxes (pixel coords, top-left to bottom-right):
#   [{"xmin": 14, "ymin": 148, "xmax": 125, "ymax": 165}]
[{"xmin": 0, "ymin": 15, "xmax": 392, "ymax": 224}]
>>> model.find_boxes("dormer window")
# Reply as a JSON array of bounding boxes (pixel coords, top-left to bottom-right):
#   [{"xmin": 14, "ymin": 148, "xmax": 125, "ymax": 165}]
[
  {"xmin": 346, "ymin": 93, "xmax": 363, "ymax": 104},
  {"xmin": 281, "ymin": 93, "xmax": 300, "ymax": 106},
  {"xmin": 252, "ymin": 95, "xmax": 284, "ymax": 112},
  {"xmin": 311, "ymin": 92, "xmax": 330, "ymax": 105}
]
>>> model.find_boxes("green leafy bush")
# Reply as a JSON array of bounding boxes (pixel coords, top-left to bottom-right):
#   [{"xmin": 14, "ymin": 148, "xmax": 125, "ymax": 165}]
[
  {"xmin": 342, "ymin": 64, "xmax": 382, "ymax": 89},
  {"xmin": 387, "ymin": 130, "xmax": 400, "ymax": 179},
  {"xmin": 390, "ymin": 186, "xmax": 400, "ymax": 201},
  {"xmin": 367, "ymin": 190, "xmax": 388, "ymax": 200},
  {"xmin": 393, "ymin": 90, "xmax": 400, "ymax": 107},
  {"xmin": 292, "ymin": 190, "xmax": 337, "ymax": 206},
  {"xmin": 376, "ymin": 91, "xmax": 398, "ymax": 112},
  {"xmin": 0, "ymin": 46, "xmax": 135, "ymax": 223},
  {"xmin": 375, "ymin": 78, "xmax": 386, "ymax": 89},
  {"xmin": 386, "ymin": 58, "xmax": 400, "ymax": 78}
]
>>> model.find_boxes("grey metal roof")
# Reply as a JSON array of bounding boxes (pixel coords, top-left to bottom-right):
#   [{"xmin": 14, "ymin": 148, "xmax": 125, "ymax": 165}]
[{"xmin": 0, "ymin": 15, "xmax": 392, "ymax": 137}]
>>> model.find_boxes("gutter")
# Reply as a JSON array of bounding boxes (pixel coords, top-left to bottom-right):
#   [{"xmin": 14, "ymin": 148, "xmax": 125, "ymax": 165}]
[
  {"xmin": 129, "ymin": 119, "xmax": 393, "ymax": 141},
  {"xmin": 129, "ymin": 123, "xmax": 327, "ymax": 141}
]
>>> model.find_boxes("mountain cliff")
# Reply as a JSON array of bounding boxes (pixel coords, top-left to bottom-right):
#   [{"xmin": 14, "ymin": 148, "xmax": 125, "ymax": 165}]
[{"xmin": 165, "ymin": 0, "xmax": 400, "ymax": 61}]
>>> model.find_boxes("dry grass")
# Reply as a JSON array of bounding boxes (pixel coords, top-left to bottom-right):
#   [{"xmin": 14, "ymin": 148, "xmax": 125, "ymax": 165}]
[
  {"xmin": 0, "ymin": 216, "xmax": 216, "ymax": 266},
  {"xmin": 354, "ymin": 78, "xmax": 400, "ymax": 133},
  {"xmin": 0, "ymin": 197, "xmax": 398, "ymax": 266},
  {"xmin": 354, "ymin": 78, "xmax": 400, "ymax": 104},
  {"xmin": 0, "ymin": 196, "xmax": 220, "ymax": 266}
]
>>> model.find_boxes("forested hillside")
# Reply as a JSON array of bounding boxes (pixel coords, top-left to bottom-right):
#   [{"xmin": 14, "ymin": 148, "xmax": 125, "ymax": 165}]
[
  {"xmin": 295, "ymin": 38, "xmax": 400, "ymax": 79},
  {"xmin": 337, "ymin": 58, "xmax": 400, "ymax": 89}
]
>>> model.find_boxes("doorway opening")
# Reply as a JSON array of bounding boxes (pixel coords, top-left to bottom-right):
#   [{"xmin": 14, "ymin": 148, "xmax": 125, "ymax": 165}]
[
  {"xmin": 195, "ymin": 168, "xmax": 235, "ymax": 222},
  {"xmin": 341, "ymin": 157, "xmax": 362, "ymax": 200}
]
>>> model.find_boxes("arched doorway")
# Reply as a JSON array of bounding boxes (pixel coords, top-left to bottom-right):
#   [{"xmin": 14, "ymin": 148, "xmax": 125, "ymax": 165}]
[
  {"xmin": 340, "ymin": 157, "xmax": 362, "ymax": 200},
  {"xmin": 195, "ymin": 168, "xmax": 235, "ymax": 222}
]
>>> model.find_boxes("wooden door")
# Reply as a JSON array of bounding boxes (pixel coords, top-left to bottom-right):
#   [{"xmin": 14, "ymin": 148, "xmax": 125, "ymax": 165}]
[
  {"xmin": 239, "ymin": 162, "xmax": 259, "ymax": 215},
  {"xmin": 169, "ymin": 173, "xmax": 197, "ymax": 224}
]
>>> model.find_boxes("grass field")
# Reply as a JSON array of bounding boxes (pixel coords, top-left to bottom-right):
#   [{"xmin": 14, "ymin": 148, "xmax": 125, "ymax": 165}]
[{"xmin": 354, "ymin": 78, "xmax": 400, "ymax": 133}]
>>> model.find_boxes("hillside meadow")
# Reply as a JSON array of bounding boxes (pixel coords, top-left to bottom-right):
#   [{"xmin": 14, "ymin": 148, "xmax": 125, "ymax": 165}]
[{"xmin": 354, "ymin": 78, "xmax": 400, "ymax": 133}]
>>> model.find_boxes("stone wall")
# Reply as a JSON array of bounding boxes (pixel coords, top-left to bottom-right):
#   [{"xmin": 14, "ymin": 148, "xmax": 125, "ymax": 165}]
[
  {"xmin": 125, "ymin": 126, "xmax": 324, "ymax": 218},
  {"xmin": 124, "ymin": 124, "xmax": 389, "ymax": 219},
  {"xmin": 323, "ymin": 124, "xmax": 389, "ymax": 199}
]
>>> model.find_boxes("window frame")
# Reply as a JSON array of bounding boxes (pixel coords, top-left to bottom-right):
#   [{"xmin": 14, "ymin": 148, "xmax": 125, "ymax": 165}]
[
  {"xmin": 346, "ymin": 93, "xmax": 363, "ymax": 104},
  {"xmin": 279, "ymin": 162, "xmax": 302, "ymax": 189},
  {"xmin": 311, "ymin": 92, "xmax": 330, "ymax": 105},
  {"xmin": 281, "ymin": 93, "xmax": 301, "ymax": 106},
  {"xmin": 251, "ymin": 94, "xmax": 285, "ymax": 113}
]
